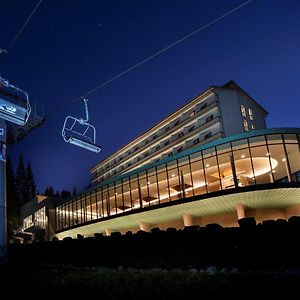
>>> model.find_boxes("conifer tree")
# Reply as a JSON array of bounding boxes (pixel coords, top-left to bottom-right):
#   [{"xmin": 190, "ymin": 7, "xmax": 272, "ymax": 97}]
[
  {"xmin": 44, "ymin": 186, "xmax": 54, "ymax": 196},
  {"xmin": 73, "ymin": 186, "xmax": 77, "ymax": 196},
  {"xmin": 6, "ymin": 157, "xmax": 21, "ymax": 240},
  {"xmin": 25, "ymin": 161, "xmax": 36, "ymax": 202},
  {"xmin": 60, "ymin": 190, "xmax": 71, "ymax": 199},
  {"xmin": 15, "ymin": 154, "xmax": 26, "ymax": 205}
]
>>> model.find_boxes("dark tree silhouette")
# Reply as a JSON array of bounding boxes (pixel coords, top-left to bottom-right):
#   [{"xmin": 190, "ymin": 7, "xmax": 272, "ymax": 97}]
[
  {"xmin": 6, "ymin": 157, "xmax": 21, "ymax": 240},
  {"xmin": 44, "ymin": 186, "xmax": 54, "ymax": 196},
  {"xmin": 73, "ymin": 186, "xmax": 77, "ymax": 196},
  {"xmin": 15, "ymin": 154, "xmax": 26, "ymax": 205},
  {"xmin": 23, "ymin": 161, "xmax": 36, "ymax": 203},
  {"xmin": 60, "ymin": 190, "xmax": 71, "ymax": 199}
]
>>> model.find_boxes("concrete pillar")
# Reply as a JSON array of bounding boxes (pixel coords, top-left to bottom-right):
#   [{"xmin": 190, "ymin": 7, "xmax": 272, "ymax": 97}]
[
  {"xmin": 236, "ymin": 203, "xmax": 245, "ymax": 220},
  {"xmin": 139, "ymin": 221, "xmax": 151, "ymax": 232},
  {"xmin": 182, "ymin": 213, "xmax": 193, "ymax": 227},
  {"xmin": 105, "ymin": 228, "xmax": 111, "ymax": 236}
]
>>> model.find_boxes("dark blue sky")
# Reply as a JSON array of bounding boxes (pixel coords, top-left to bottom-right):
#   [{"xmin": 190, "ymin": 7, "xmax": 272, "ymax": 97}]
[{"xmin": 1, "ymin": 0, "xmax": 300, "ymax": 194}]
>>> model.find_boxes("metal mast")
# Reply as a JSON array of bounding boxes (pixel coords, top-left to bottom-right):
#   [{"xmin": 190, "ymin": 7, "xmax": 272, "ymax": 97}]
[{"xmin": 0, "ymin": 119, "xmax": 7, "ymax": 262}]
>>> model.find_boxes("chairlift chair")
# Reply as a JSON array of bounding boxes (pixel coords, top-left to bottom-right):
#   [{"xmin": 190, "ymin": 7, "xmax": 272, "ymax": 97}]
[
  {"xmin": 62, "ymin": 98, "xmax": 102, "ymax": 153},
  {"xmin": 0, "ymin": 77, "xmax": 31, "ymax": 126}
]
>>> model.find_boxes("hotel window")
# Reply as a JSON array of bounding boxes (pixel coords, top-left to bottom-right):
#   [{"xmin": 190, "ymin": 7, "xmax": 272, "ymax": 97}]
[
  {"xmin": 200, "ymin": 103, "xmax": 208, "ymax": 110},
  {"xmin": 145, "ymin": 140, "xmax": 149, "ymax": 145},
  {"xmin": 249, "ymin": 108, "xmax": 254, "ymax": 120},
  {"xmin": 179, "ymin": 132, "xmax": 184, "ymax": 138},
  {"xmin": 165, "ymin": 126, "xmax": 170, "ymax": 132},
  {"xmin": 206, "ymin": 114, "xmax": 213, "ymax": 123},
  {"xmin": 240, "ymin": 105, "xmax": 246, "ymax": 117},
  {"xmin": 156, "ymin": 145, "xmax": 161, "ymax": 151},
  {"xmin": 164, "ymin": 140, "xmax": 170, "ymax": 146},
  {"xmin": 243, "ymin": 119, "xmax": 249, "ymax": 131},
  {"xmin": 168, "ymin": 152, "xmax": 173, "ymax": 157},
  {"xmin": 152, "ymin": 134, "xmax": 157, "ymax": 140},
  {"xmin": 189, "ymin": 125, "xmax": 195, "ymax": 133},
  {"xmin": 251, "ymin": 123, "xmax": 255, "ymax": 130},
  {"xmin": 190, "ymin": 110, "xmax": 196, "ymax": 117},
  {"xmin": 177, "ymin": 147, "xmax": 183, "ymax": 153},
  {"xmin": 193, "ymin": 138, "xmax": 200, "ymax": 145},
  {"xmin": 174, "ymin": 120, "xmax": 180, "ymax": 126},
  {"xmin": 204, "ymin": 132, "xmax": 212, "ymax": 140}
]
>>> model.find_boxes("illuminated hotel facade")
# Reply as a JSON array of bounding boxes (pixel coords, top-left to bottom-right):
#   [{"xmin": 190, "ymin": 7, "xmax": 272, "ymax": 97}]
[
  {"xmin": 19, "ymin": 81, "xmax": 300, "ymax": 239},
  {"xmin": 52, "ymin": 81, "xmax": 300, "ymax": 239},
  {"xmin": 55, "ymin": 128, "xmax": 300, "ymax": 238}
]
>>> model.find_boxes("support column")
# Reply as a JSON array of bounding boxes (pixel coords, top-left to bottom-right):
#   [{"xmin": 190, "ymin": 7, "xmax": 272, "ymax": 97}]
[
  {"xmin": 182, "ymin": 213, "xmax": 193, "ymax": 227},
  {"xmin": 105, "ymin": 228, "xmax": 111, "ymax": 236},
  {"xmin": 0, "ymin": 120, "xmax": 7, "ymax": 263},
  {"xmin": 230, "ymin": 155, "xmax": 239, "ymax": 188},
  {"xmin": 236, "ymin": 203, "xmax": 245, "ymax": 220},
  {"xmin": 139, "ymin": 221, "xmax": 151, "ymax": 232},
  {"xmin": 269, "ymin": 173, "xmax": 274, "ymax": 183}
]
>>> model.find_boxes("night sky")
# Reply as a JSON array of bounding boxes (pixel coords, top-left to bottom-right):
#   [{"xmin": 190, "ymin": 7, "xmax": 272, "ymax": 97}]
[{"xmin": 1, "ymin": 0, "xmax": 300, "ymax": 194}]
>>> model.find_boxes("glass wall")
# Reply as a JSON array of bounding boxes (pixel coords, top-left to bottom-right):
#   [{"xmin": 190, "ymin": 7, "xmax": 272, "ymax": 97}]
[{"xmin": 56, "ymin": 131, "xmax": 300, "ymax": 231}]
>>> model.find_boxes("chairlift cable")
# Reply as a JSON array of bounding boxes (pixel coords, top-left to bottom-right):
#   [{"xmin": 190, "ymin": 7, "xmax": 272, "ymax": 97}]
[
  {"xmin": 46, "ymin": 0, "xmax": 254, "ymax": 118},
  {"xmin": 1, "ymin": 0, "xmax": 42, "ymax": 55}
]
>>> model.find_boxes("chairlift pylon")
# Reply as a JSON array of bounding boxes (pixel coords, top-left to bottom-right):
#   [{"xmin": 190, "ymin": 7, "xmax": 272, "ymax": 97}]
[
  {"xmin": 61, "ymin": 98, "xmax": 102, "ymax": 153},
  {"xmin": 0, "ymin": 76, "xmax": 31, "ymax": 126}
]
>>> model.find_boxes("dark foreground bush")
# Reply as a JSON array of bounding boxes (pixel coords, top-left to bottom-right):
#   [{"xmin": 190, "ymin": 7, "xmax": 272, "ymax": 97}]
[{"xmin": 1, "ymin": 264, "xmax": 300, "ymax": 298}]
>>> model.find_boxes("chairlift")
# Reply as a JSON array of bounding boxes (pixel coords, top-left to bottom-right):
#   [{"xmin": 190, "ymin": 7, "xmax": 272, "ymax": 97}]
[
  {"xmin": 61, "ymin": 98, "xmax": 102, "ymax": 153},
  {"xmin": 0, "ymin": 76, "xmax": 31, "ymax": 126}
]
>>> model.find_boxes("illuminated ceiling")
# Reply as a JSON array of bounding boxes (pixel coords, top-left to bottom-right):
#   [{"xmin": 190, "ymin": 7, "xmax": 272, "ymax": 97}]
[{"xmin": 56, "ymin": 186, "xmax": 300, "ymax": 239}]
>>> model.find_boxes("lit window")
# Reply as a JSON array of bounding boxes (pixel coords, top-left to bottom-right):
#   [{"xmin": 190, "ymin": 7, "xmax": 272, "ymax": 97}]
[
  {"xmin": 243, "ymin": 119, "xmax": 249, "ymax": 131},
  {"xmin": 251, "ymin": 123, "xmax": 255, "ymax": 130},
  {"xmin": 249, "ymin": 108, "xmax": 254, "ymax": 120},
  {"xmin": 240, "ymin": 105, "xmax": 246, "ymax": 117}
]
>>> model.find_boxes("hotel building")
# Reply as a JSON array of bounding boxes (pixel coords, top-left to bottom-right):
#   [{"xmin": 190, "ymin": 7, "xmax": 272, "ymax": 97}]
[
  {"xmin": 91, "ymin": 81, "xmax": 267, "ymax": 185},
  {"xmin": 19, "ymin": 81, "xmax": 300, "ymax": 240}
]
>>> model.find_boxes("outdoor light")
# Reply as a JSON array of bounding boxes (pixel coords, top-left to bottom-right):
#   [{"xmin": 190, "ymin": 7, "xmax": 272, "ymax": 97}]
[{"xmin": 282, "ymin": 158, "xmax": 286, "ymax": 162}]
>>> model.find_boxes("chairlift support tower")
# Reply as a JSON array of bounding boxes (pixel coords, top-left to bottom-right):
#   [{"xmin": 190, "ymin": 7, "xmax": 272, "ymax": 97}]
[{"xmin": 0, "ymin": 78, "xmax": 44, "ymax": 262}]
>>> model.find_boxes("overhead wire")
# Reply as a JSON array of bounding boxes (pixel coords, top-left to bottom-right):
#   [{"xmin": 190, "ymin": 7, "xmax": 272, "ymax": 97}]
[
  {"xmin": 0, "ymin": 0, "xmax": 42, "ymax": 56},
  {"xmin": 48, "ymin": 0, "xmax": 254, "ymax": 118}
]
